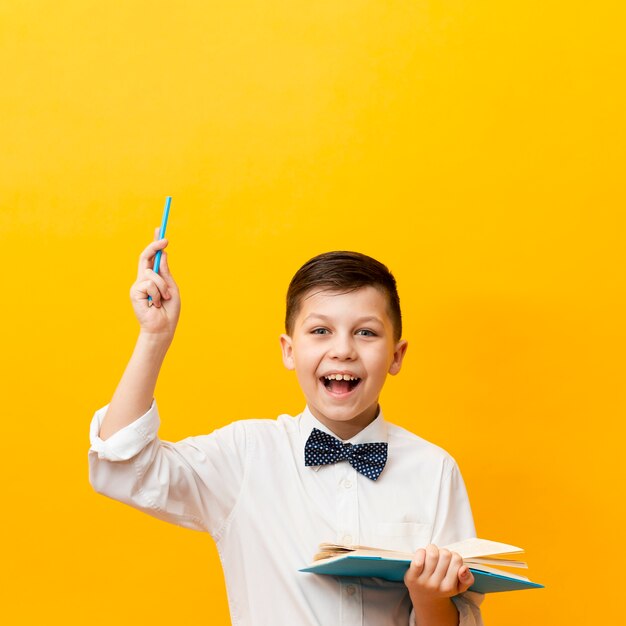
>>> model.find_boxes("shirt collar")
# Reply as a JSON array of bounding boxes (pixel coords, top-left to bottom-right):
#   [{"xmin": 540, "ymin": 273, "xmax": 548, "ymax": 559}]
[{"xmin": 299, "ymin": 405, "xmax": 389, "ymax": 448}]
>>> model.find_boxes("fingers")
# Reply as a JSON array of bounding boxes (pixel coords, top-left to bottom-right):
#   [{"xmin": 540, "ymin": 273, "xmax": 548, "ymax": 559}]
[
  {"xmin": 457, "ymin": 565, "xmax": 475, "ymax": 594},
  {"xmin": 137, "ymin": 274, "xmax": 172, "ymax": 307},
  {"xmin": 133, "ymin": 278, "xmax": 165, "ymax": 307},
  {"xmin": 132, "ymin": 230, "xmax": 179, "ymax": 312},
  {"xmin": 440, "ymin": 551, "xmax": 462, "ymax": 593},
  {"xmin": 405, "ymin": 546, "xmax": 468, "ymax": 598},
  {"xmin": 425, "ymin": 544, "xmax": 446, "ymax": 578},
  {"xmin": 137, "ymin": 237, "xmax": 169, "ymax": 276},
  {"xmin": 408, "ymin": 544, "xmax": 443, "ymax": 579},
  {"xmin": 158, "ymin": 249, "xmax": 174, "ymax": 282},
  {"xmin": 142, "ymin": 268, "xmax": 171, "ymax": 300}
]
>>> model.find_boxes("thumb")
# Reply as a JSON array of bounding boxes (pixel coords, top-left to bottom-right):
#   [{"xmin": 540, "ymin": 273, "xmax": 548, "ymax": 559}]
[{"xmin": 404, "ymin": 549, "xmax": 426, "ymax": 585}]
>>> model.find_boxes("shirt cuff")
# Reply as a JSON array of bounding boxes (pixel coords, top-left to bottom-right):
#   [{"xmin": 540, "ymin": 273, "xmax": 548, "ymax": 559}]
[
  {"xmin": 89, "ymin": 399, "xmax": 160, "ymax": 461},
  {"xmin": 452, "ymin": 591, "xmax": 485, "ymax": 626}
]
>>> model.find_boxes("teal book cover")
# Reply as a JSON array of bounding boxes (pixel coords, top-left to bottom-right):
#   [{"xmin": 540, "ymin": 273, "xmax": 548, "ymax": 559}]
[{"xmin": 300, "ymin": 554, "xmax": 544, "ymax": 594}]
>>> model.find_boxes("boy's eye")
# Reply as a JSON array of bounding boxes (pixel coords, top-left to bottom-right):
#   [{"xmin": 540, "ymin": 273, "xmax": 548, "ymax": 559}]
[
  {"xmin": 311, "ymin": 328, "xmax": 329, "ymax": 335},
  {"xmin": 356, "ymin": 329, "xmax": 376, "ymax": 337}
]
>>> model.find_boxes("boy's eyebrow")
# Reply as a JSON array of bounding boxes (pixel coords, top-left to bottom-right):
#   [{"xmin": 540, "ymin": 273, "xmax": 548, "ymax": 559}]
[{"xmin": 302, "ymin": 313, "xmax": 384, "ymax": 325}]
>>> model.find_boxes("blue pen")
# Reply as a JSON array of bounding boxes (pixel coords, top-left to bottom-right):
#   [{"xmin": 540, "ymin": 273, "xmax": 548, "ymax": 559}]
[
  {"xmin": 148, "ymin": 196, "xmax": 172, "ymax": 303},
  {"xmin": 154, "ymin": 195, "xmax": 172, "ymax": 273}
]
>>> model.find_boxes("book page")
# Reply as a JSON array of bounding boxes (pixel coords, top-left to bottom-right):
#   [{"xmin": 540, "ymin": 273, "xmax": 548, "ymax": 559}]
[
  {"xmin": 467, "ymin": 562, "xmax": 530, "ymax": 582},
  {"xmin": 443, "ymin": 537, "xmax": 524, "ymax": 559},
  {"xmin": 466, "ymin": 557, "xmax": 528, "ymax": 568}
]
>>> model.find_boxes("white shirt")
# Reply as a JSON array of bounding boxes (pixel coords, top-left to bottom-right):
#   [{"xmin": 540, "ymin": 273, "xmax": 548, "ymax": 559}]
[{"xmin": 89, "ymin": 402, "xmax": 484, "ymax": 626}]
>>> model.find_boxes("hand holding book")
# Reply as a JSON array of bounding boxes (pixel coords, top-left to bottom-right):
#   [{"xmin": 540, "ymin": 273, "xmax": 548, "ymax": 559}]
[
  {"xmin": 404, "ymin": 544, "xmax": 476, "ymax": 602},
  {"xmin": 403, "ymin": 546, "xmax": 477, "ymax": 625}
]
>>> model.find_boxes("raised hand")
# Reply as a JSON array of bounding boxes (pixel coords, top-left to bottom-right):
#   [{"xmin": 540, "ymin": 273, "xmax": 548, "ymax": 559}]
[{"xmin": 129, "ymin": 228, "xmax": 181, "ymax": 339}]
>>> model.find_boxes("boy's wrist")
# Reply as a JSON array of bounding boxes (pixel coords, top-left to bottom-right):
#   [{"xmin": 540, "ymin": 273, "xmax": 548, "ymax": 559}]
[
  {"xmin": 410, "ymin": 595, "xmax": 459, "ymax": 626},
  {"xmin": 136, "ymin": 330, "xmax": 173, "ymax": 355}
]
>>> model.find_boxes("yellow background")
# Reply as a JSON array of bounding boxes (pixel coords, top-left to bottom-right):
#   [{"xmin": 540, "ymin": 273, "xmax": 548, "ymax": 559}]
[{"xmin": 1, "ymin": 2, "xmax": 624, "ymax": 624}]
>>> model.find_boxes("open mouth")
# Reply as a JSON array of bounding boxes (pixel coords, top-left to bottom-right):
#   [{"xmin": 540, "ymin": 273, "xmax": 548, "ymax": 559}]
[{"xmin": 320, "ymin": 374, "xmax": 362, "ymax": 395}]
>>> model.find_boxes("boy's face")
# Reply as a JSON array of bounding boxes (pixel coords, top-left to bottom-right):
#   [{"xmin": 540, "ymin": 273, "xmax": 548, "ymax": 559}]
[{"xmin": 280, "ymin": 286, "xmax": 408, "ymax": 439}]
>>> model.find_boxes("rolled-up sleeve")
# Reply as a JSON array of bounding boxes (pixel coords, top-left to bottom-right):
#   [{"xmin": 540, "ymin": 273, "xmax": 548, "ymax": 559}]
[
  {"xmin": 90, "ymin": 399, "xmax": 160, "ymax": 461},
  {"xmin": 88, "ymin": 401, "xmax": 249, "ymax": 537}
]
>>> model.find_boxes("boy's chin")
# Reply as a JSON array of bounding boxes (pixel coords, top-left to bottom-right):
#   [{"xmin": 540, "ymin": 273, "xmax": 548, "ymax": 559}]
[{"xmin": 310, "ymin": 400, "xmax": 379, "ymax": 426}]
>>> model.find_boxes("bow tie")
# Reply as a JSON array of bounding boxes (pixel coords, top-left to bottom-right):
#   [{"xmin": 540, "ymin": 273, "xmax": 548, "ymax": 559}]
[{"xmin": 304, "ymin": 428, "xmax": 388, "ymax": 481}]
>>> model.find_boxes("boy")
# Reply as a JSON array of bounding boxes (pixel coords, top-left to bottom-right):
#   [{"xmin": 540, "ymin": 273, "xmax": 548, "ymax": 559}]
[{"xmin": 89, "ymin": 234, "xmax": 484, "ymax": 625}]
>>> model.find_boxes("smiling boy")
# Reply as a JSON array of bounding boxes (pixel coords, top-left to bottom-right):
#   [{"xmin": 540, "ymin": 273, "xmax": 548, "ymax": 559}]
[
  {"xmin": 89, "ymin": 238, "xmax": 484, "ymax": 625},
  {"xmin": 281, "ymin": 285, "xmax": 405, "ymax": 441}
]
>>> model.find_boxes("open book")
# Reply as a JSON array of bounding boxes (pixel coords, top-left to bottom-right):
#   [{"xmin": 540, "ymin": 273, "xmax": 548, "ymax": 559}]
[{"xmin": 300, "ymin": 537, "xmax": 543, "ymax": 594}]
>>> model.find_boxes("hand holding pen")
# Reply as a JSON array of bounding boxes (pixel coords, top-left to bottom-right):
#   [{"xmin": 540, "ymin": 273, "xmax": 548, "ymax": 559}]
[{"xmin": 129, "ymin": 198, "xmax": 181, "ymax": 339}]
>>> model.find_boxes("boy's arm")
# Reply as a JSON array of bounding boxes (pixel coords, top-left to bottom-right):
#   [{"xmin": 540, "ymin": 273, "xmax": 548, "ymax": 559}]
[
  {"xmin": 90, "ymin": 233, "xmax": 247, "ymax": 535},
  {"xmin": 99, "ymin": 232, "xmax": 179, "ymax": 440}
]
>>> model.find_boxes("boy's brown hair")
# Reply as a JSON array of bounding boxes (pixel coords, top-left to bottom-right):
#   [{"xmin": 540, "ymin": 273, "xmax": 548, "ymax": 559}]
[{"xmin": 285, "ymin": 251, "xmax": 403, "ymax": 341}]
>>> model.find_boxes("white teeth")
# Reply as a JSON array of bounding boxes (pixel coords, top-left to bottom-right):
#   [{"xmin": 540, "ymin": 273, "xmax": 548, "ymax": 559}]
[{"xmin": 324, "ymin": 374, "xmax": 359, "ymax": 381}]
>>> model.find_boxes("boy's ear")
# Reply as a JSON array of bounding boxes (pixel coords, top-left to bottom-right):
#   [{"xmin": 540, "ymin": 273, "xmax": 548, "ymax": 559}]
[
  {"xmin": 388, "ymin": 339, "xmax": 408, "ymax": 376},
  {"xmin": 279, "ymin": 334, "xmax": 295, "ymax": 370}
]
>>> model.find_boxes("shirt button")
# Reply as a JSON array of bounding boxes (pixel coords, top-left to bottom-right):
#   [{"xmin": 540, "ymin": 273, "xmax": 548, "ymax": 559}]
[
  {"xmin": 344, "ymin": 479, "xmax": 352, "ymax": 489},
  {"xmin": 346, "ymin": 585, "xmax": 356, "ymax": 596},
  {"xmin": 343, "ymin": 534, "xmax": 353, "ymax": 545}
]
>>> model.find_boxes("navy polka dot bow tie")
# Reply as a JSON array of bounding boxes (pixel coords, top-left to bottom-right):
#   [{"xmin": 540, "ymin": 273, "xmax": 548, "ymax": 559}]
[{"xmin": 304, "ymin": 428, "xmax": 388, "ymax": 481}]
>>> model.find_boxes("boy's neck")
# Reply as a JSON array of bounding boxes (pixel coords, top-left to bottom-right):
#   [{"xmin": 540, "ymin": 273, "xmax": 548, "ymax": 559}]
[{"xmin": 310, "ymin": 405, "xmax": 380, "ymax": 441}]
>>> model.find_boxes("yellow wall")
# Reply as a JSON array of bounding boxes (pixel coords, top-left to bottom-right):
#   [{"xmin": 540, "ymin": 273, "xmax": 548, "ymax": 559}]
[{"xmin": 2, "ymin": 2, "xmax": 623, "ymax": 624}]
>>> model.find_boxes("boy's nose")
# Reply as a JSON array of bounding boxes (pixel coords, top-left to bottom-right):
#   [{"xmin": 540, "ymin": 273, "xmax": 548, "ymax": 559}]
[{"xmin": 328, "ymin": 335, "xmax": 357, "ymax": 360}]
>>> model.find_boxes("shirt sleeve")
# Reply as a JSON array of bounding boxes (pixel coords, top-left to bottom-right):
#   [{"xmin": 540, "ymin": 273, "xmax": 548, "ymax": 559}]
[
  {"xmin": 431, "ymin": 458, "xmax": 477, "ymax": 546},
  {"xmin": 451, "ymin": 592, "xmax": 485, "ymax": 625},
  {"xmin": 88, "ymin": 399, "xmax": 249, "ymax": 538}
]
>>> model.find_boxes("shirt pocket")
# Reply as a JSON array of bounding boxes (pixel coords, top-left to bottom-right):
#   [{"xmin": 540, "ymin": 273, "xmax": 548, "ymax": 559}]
[{"xmin": 373, "ymin": 521, "xmax": 432, "ymax": 553}]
